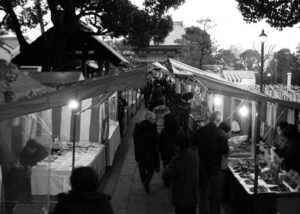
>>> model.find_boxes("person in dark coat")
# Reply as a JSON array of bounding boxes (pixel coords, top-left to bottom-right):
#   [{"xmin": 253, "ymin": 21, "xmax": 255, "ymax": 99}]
[
  {"xmin": 133, "ymin": 111, "xmax": 159, "ymax": 193},
  {"xmin": 192, "ymin": 111, "xmax": 229, "ymax": 214},
  {"xmin": 274, "ymin": 124, "xmax": 300, "ymax": 173},
  {"xmin": 143, "ymin": 80, "xmax": 152, "ymax": 108},
  {"xmin": 19, "ymin": 139, "xmax": 48, "ymax": 167},
  {"xmin": 54, "ymin": 166, "xmax": 113, "ymax": 214},
  {"xmin": 148, "ymin": 92, "xmax": 164, "ymax": 111},
  {"xmin": 117, "ymin": 92, "xmax": 128, "ymax": 136},
  {"xmin": 159, "ymin": 114, "xmax": 181, "ymax": 167},
  {"xmin": 162, "ymin": 134, "xmax": 199, "ymax": 214},
  {"xmin": 159, "ymin": 113, "xmax": 182, "ymax": 187}
]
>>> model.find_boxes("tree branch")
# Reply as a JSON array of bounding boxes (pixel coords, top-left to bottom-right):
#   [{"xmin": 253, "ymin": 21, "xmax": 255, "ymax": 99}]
[
  {"xmin": 47, "ymin": 0, "xmax": 61, "ymax": 27},
  {"xmin": 2, "ymin": 0, "xmax": 29, "ymax": 52}
]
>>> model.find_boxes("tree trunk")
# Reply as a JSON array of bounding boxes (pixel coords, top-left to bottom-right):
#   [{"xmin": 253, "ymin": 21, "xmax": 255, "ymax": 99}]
[
  {"xmin": 47, "ymin": 0, "xmax": 61, "ymax": 27},
  {"xmin": 3, "ymin": 0, "xmax": 29, "ymax": 52},
  {"xmin": 199, "ymin": 57, "xmax": 203, "ymax": 70}
]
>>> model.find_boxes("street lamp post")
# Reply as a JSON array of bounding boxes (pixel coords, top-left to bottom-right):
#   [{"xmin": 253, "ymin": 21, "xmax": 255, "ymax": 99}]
[
  {"xmin": 253, "ymin": 30, "xmax": 268, "ymax": 196},
  {"xmin": 267, "ymin": 73, "xmax": 271, "ymax": 85},
  {"xmin": 69, "ymin": 100, "xmax": 79, "ymax": 170},
  {"xmin": 258, "ymin": 29, "xmax": 268, "ymax": 93}
]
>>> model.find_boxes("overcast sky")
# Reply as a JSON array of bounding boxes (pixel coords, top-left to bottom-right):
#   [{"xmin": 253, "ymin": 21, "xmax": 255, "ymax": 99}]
[{"xmin": 131, "ymin": 0, "xmax": 300, "ymax": 52}]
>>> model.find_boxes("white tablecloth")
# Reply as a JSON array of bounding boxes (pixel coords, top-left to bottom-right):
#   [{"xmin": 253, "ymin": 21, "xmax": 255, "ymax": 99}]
[
  {"xmin": 106, "ymin": 120, "xmax": 121, "ymax": 166},
  {"xmin": 31, "ymin": 143, "xmax": 106, "ymax": 195}
]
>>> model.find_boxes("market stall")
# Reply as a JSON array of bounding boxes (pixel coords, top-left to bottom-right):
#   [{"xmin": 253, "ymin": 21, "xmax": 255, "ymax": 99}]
[
  {"xmin": 225, "ymin": 158, "xmax": 300, "ymax": 214},
  {"xmin": 165, "ymin": 58, "xmax": 300, "ymax": 214},
  {"xmin": 0, "ymin": 66, "xmax": 147, "ymax": 214},
  {"xmin": 31, "ymin": 141, "xmax": 106, "ymax": 195}
]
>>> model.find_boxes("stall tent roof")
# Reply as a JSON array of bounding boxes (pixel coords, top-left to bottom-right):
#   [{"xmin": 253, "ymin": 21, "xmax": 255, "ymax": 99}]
[
  {"xmin": 152, "ymin": 62, "xmax": 169, "ymax": 72},
  {"xmin": 167, "ymin": 58, "xmax": 221, "ymax": 79},
  {"xmin": 12, "ymin": 23, "xmax": 129, "ymax": 70},
  {"xmin": 167, "ymin": 58, "xmax": 300, "ymax": 109},
  {"xmin": 28, "ymin": 72, "xmax": 84, "ymax": 86},
  {"xmin": 0, "ymin": 65, "xmax": 147, "ymax": 121}
]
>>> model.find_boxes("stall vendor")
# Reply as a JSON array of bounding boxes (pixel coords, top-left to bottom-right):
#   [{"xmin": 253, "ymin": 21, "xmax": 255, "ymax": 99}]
[
  {"xmin": 274, "ymin": 121, "xmax": 288, "ymax": 148},
  {"xmin": 19, "ymin": 139, "xmax": 48, "ymax": 167},
  {"xmin": 274, "ymin": 124, "xmax": 300, "ymax": 174}
]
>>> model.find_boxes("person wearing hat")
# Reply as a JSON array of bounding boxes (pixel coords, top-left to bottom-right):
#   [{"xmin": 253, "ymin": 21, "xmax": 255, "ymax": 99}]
[{"xmin": 133, "ymin": 111, "xmax": 159, "ymax": 193}]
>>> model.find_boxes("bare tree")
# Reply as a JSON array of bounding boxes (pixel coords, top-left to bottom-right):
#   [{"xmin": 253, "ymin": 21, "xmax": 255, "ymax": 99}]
[
  {"xmin": 197, "ymin": 17, "xmax": 217, "ymax": 32},
  {"xmin": 253, "ymin": 42, "xmax": 276, "ymax": 72}
]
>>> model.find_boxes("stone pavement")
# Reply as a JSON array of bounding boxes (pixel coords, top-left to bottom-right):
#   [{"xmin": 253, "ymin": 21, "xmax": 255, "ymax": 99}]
[
  {"xmin": 99, "ymin": 106, "xmax": 230, "ymax": 214},
  {"xmin": 99, "ymin": 106, "xmax": 174, "ymax": 214}
]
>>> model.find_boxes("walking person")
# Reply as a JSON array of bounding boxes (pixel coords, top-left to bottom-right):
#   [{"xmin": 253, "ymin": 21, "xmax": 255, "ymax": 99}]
[
  {"xmin": 192, "ymin": 111, "xmax": 229, "ymax": 214},
  {"xmin": 133, "ymin": 111, "xmax": 159, "ymax": 193},
  {"xmin": 159, "ymin": 113, "xmax": 182, "ymax": 187},
  {"xmin": 153, "ymin": 104, "xmax": 170, "ymax": 134},
  {"xmin": 162, "ymin": 134, "xmax": 199, "ymax": 214},
  {"xmin": 54, "ymin": 167, "xmax": 113, "ymax": 214},
  {"xmin": 117, "ymin": 92, "xmax": 128, "ymax": 136}
]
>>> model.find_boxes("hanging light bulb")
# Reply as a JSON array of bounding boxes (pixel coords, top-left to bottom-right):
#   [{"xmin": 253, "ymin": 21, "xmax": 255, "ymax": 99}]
[
  {"xmin": 68, "ymin": 100, "xmax": 79, "ymax": 109},
  {"xmin": 239, "ymin": 105, "xmax": 249, "ymax": 117},
  {"xmin": 213, "ymin": 95, "xmax": 222, "ymax": 106}
]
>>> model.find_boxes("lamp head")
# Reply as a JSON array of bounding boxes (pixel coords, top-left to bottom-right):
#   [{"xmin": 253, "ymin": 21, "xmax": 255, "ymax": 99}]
[
  {"xmin": 267, "ymin": 73, "xmax": 271, "ymax": 77},
  {"xmin": 239, "ymin": 105, "xmax": 249, "ymax": 117},
  {"xmin": 213, "ymin": 95, "xmax": 222, "ymax": 106},
  {"xmin": 69, "ymin": 100, "xmax": 79, "ymax": 110},
  {"xmin": 258, "ymin": 29, "xmax": 268, "ymax": 43}
]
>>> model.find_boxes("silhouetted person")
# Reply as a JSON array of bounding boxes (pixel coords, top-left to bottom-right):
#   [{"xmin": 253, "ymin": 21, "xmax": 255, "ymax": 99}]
[
  {"xmin": 133, "ymin": 111, "xmax": 159, "ymax": 193},
  {"xmin": 54, "ymin": 166, "xmax": 113, "ymax": 214},
  {"xmin": 117, "ymin": 92, "xmax": 128, "ymax": 136},
  {"xmin": 159, "ymin": 113, "xmax": 182, "ymax": 187},
  {"xmin": 143, "ymin": 80, "xmax": 152, "ymax": 108},
  {"xmin": 274, "ymin": 124, "xmax": 300, "ymax": 173},
  {"xmin": 19, "ymin": 139, "xmax": 48, "ymax": 167},
  {"xmin": 162, "ymin": 134, "xmax": 198, "ymax": 214},
  {"xmin": 192, "ymin": 111, "xmax": 229, "ymax": 214}
]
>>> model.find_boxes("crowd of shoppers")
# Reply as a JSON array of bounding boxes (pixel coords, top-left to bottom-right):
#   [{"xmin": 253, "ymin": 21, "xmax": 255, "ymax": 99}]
[{"xmin": 53, "ymin": 74, "xmax": 231, "ymax": 214}]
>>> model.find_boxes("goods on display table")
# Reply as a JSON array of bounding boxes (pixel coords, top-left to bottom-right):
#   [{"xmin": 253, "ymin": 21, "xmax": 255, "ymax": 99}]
[
  {"xmin": 31, "ymin": 141, "xmax": 106, "ymax": 195},
  {"xmin": 228, "ymin": 158, "xmax": 300, "ymax": 194},
  {"xmin": 226, "ymin": 158, "xmax": 300, "ymax": 214}
]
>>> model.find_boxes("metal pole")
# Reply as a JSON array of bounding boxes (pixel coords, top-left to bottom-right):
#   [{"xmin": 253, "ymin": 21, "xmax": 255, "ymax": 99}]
[
  {"xmin": 253, "ymin": 101, "xmax": 262, "ymax": 194},
  {"xmin": 72, "ymin": 111, "xmax": 76, "ymax": 170},
  {"xmin": 260, "ymin": 42, "xmax": 264, "ymax": 93}
]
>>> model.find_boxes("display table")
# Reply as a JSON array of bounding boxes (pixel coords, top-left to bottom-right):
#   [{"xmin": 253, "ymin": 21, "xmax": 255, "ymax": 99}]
[
  {"xmin": 31, "ymin": 142, "xmax": 106, "ymax": 195},
  {"xmin": 106, "ymin": 119, "xmax": 121, "ymax": 166},
  {"xmin": 224, "ymin": 158, "xmax": 300, "ymax": 214}
]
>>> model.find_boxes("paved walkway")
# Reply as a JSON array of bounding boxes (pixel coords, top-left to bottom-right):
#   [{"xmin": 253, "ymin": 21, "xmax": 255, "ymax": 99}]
[
  {"xmin": 99, "ymin": 105, "xmax": 230, "ymax": 214},
  {"xmin": 99, "ymin": 106, "xmax": 174, "ymax": 214}
]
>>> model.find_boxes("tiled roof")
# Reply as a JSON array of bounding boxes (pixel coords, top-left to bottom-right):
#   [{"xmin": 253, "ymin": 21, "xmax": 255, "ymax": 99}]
[{"xmin": 223, "ymin": 70, "xmax": 256, "ymax": 80}]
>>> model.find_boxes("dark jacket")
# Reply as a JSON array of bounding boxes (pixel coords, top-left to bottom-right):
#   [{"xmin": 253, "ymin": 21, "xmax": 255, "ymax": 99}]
[
  {"xmin": 159, "ymin": 127, "xmax": 182, "ymax": 163},
  {"xmin": 162, "ymin": 149, "xmax": 199, "ymax": 207},
  {"xmin": 19, "ymin": 143, "xmax": 48, "ymax": 167},
  {"xmin": 54, "ymin": 191, "xmax": 113, "ymax": 214},
  {"xmin": 133, "ymin": 120, "xmax": 158, "ymax": 167},
  {"xmin": 149, "ymin": 94, "xmax": 164, "ymax": 111},
  {"xmin": 192, "ymin": 122, "xmax": 229, "ymax": 174},
  {"xmin": 276, "ymin": 142, "xmax": 300, "ymax": 173}
]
